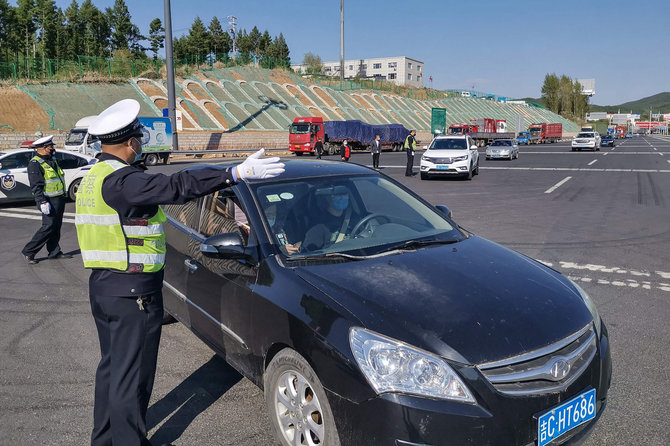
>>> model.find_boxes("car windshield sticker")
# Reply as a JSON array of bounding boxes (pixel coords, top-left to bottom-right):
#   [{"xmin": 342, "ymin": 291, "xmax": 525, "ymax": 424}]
[
  {"xmin": 1, "ymin": 174, "xmax": 16, "ymax": 190},
  {"xmin": 266, "ymin": 194, "xmax": 281, "ymax": 202},
  {"xmin": 279, "ymin": 192, "xmax": 294, "ymax": 200}
]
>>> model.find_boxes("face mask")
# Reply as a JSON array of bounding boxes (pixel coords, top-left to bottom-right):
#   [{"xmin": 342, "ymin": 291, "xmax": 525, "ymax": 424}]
[
  {"xmin": 332, "ymin": 195, "xmax": 349, "ymax": 211},
  {"xmin": 130, "ymin": 138, "xmax": 142, "ymax": 163}
]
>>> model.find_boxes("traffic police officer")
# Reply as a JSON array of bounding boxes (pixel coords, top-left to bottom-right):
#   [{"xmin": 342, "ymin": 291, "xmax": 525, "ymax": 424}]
[
  {"xmin": 404, "ymin": 129, "xmax": 417, "ymax": 176},
  {"xmin": 21, "ymin": 135, "xmax": 71, "ymax": 263},
  {"xmin": 75, "ymin": 99, "xmax": 285, "ymax": 446}
]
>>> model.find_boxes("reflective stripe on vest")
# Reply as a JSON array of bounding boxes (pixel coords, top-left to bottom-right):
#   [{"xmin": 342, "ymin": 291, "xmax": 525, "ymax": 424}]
[
  {"xmin": 75, "ymin": 160, "xmax": 167, "ymax": 273},
  {"xmin": 33, "ymin": 156, "xmax": 65, "ymax": 197},
  {"xmin": 404, "ymin": 135, "xmax": 412, "ymax": 149}
]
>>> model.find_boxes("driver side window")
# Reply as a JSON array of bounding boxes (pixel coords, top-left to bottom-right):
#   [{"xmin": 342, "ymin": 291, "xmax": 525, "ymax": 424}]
[{"xmin": 199, "ymin": 191, "xmax": 251, "ymax": 246}]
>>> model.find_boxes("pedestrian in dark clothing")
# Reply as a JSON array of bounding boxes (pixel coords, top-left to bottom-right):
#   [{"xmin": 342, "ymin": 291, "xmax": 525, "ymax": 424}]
[
  {"xmin": 371, "ymin": 134, "xmax": 381, "ymax": 169},
  {"xmin": 315, "ymin": 139, "xmax": 324, "ymax": 159},
  {"xmin": 340, "ymin": 140, "xmax": 351, "ymax": 162},
  {"xmin": 21, "ymin": 135, "xmax": 72, "ymax": 264},
  {"xmin": 75, "ymin": 99, "xmax": 285, "ymax": 446},
  {"xmin": 405, "ymin": 130, "xmax": 417, "ymax": 176}
]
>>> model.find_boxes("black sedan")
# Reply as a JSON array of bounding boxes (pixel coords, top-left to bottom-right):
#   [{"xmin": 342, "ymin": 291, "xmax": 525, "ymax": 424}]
[
  {"xmin": 161, "ymin": 160, "xmax": 611, "ymax": 446},
  {"xmin": 601, "ymin": 134, "xmax": 616, "ymax": 147}
]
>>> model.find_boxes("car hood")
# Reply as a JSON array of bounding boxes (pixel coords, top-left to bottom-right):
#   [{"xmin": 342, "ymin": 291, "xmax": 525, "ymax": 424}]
[
  {"xmin": 423, "ymin": 149, "xmax": 470, "ymax": 158},
  {"xmin": 295, "ymin": 236, "xmax": 592, "ymax": 365}
]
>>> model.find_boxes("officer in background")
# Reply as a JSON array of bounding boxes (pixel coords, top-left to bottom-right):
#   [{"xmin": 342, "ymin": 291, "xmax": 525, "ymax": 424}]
[
  {"xmin": 404, "ymin": 129, "xmax": 417, "ymax": 176},
  {"xmin": 21, "ymin": 135, "xmax": 72, "ymax": 264},
  {"xmin": 75, "ymin": 99, "xmax": 285, "ymax": 446}
]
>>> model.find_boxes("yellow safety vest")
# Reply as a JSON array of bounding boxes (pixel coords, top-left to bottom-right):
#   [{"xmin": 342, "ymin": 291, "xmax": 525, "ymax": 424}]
[
  {"xmin": 32, "ymin": 156, "xmax": 65, "ymax": 197},
  {"xmin": 404, "ymin": 135, "xmax": 414, "ymax": 150},
  {"xmin": 75, "ymin": 160, "xmax": 166, "ymax": 273}
]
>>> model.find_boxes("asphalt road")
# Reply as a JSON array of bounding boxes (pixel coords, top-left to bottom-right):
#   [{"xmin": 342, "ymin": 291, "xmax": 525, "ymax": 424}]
[{"xmin": 1, "ymin": 136, "xmax": 669, "ymax": 445}]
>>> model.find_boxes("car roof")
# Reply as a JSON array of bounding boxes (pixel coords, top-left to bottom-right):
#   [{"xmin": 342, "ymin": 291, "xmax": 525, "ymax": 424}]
[
  {"xmin": 0, "ymin": 148, "xmax": 93, "ymax": 159},
  {"xmin": 198, "ymin": 159, "xmax": 374, "ymax": 182},
  {"xmin": 434, "ymin": 135, "xmax": 468, "ymax": 139}
]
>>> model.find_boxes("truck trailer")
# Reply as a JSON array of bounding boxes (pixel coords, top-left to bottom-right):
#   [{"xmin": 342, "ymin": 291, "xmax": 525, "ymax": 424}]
[
  {"xmin": 528, "ymin": 123, "xmax": 562, "ymax": 144},
  {"xmin": 448, "ymin": 118, "xmax": 515, "ymax": 147},
  {"xmin": 288, "ymin": 117, "xmax": 409, "ymax": 156}
]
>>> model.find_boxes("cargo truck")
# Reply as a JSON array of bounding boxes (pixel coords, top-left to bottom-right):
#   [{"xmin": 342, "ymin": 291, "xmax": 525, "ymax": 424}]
[
  {"xmin": 516, "ymin": 131, "xmax": 530, "ymax": 145},
  {"xmin": 288, "ymin": 117, "xmax": 409, "ymax": 156},
  {"xmin": 64, "ymin": 116, "xmax": 172, "ymax": 165},
  {"xmin": 448, "ymin": 118, "xmax": 515, "ymax": 147},
  {"xmin": 528, "ymin": 123, "xmax": 562, "ymax": 144}
]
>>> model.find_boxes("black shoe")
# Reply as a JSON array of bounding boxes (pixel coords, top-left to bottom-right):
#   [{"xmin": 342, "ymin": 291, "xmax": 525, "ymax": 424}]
[
  {"xmin": 24, "ymin": 255, "xmax": 37, "ymax": 265},
  {"xmin": 49, "ymin": 252, "xmax": 72, "ymax": 259}
]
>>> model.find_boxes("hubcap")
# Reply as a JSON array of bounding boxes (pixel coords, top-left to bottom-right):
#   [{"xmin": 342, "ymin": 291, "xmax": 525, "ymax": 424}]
[{"xmin": 275, "ymin": 370, "xmax": 325, "ymax": 446}]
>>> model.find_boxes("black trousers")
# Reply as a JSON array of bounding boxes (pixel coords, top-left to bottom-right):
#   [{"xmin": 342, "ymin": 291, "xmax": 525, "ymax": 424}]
[
  {"xmin": 372, "ymin": 152, "xmax": 380, "ymax": 169},
  {"xmin": 22, "ymin": 195, "xmax": 66, "ymax": 258},
  {"xmin": 405, "ymin": 151, "xmax": 414, "ymax": 176},
  {"xmin": 89, "ymin": 290, "xmax": 163, "ymax": 446}
]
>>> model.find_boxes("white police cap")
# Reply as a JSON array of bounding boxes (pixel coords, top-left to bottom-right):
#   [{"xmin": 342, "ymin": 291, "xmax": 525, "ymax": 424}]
[
  {"xmin": 89, "ymin": 99, "xmax": 143, "ymax": 144},
  {"xmin": 31, "ymin": 135, "xmax": 54, "ymax": 148}
]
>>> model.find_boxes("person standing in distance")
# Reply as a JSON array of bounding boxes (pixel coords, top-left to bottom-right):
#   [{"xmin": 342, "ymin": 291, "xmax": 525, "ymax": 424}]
[
  {"xmin": 314, "ymin": 136, "xmax": 324, "ymax": 159},
  {"xmin": 340, "ymin": 139, "xmax": 351, "ymax": 162},
  {"xmin": 371, "ymin": 134, "xmax": 381, "ymax": 169},
  {"xmin": 21, "ymin": 135, "xmax": 72, "ymax": 264},
  {"xmin": 404, "ymin": 129, "xmax": 417, "ymax": 176},
  {"xmin": 75, "ymin": 99, "xmax": 284, "ymax": 446}
]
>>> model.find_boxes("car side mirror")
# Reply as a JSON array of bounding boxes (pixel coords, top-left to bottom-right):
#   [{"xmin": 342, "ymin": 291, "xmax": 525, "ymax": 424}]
[
  {"xmin": 200, "ymin": 233, "xmax": 248, "ymax": 259},
  {"xmin": 435, "ymin": 205, "xmax": 452, "ymax": 219},
  {"xmin": 422, "ymin": 145, "xmax": 427, "ymax": 149}
]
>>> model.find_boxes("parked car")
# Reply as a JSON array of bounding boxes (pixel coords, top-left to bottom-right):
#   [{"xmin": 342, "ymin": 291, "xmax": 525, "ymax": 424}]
[
  {"xmin": 571, "ymin": 132, "xmax": 601, "ymax": 151},
  {"xmin": 419, "ymin": 135, "xmax": 479, "ymax": 180},
  {"xmin": 485, "ymin": 139, "xmax": 519, "ymax": 160},
  {"xmin": 600, "ymin": 133, "xmax": 616, "ymax": 148},
  {"xmin": 161, "ymin": 160, "xmax": 612, "ymax": 446},
  {"xmin": 0, "ymin": 148, "xmax": 96, "ymax": 203}
]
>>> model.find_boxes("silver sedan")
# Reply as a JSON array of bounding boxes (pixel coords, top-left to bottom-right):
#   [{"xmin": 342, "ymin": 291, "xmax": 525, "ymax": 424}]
[{"xmin": 485, "ymin": 139, "xmax": 519, "ymax": 160}]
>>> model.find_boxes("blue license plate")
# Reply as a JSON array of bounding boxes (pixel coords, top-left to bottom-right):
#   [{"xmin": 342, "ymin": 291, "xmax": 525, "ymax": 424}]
[
  {"xmin": 538, "ymin": 388, "xmax": 596, "ymax": 446},
  {"xmin": 436, "ymin": 165, "xmax": 450, "ymax": 170}
]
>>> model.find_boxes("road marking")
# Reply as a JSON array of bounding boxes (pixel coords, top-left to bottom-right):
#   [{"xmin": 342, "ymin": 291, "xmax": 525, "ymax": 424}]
[
  {"xmin": 587, "ymin": 159, "xmax": 598, "ymax": 166},
  {"xmin": 6, "ymin": 207, "xmax": 76, "ymax": 217},
  {"xmin": 0, "ymin": 211, "xmax": 75, "ymax": 224},
  {"xmin": 537, "ymin": 260, "xmax": 670, "ymax": 294},
  {"xmin": 482, "ymin": 166, "xmax": 670, "ymax": 173},
  {"xmin": 544, "ymin": 176, "xmax": 571, "ymax": 194},
  {"xmin": 602, "ymin": 152, "xmax": 608, "ymax": 156}
]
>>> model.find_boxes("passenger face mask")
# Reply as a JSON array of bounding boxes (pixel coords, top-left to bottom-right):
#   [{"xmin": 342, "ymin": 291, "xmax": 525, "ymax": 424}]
[{"xmin": 332, "ymin": 195, "xmax": 349, "ymax": 211}]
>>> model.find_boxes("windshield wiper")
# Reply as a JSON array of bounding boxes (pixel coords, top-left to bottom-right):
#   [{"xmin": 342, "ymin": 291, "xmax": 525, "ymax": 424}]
[
  {"xmin": 378, "ymin": 238, "xmax": 460, "ymax": 253},
  {"xmin": 287, "ymin": 252, "xmax": 368, "ymax": 262}
]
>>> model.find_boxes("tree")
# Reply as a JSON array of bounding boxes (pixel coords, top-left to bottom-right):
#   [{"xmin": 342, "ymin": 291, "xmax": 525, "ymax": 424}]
[
  {"xmin": 266, "ymin": 33, "xmax": 290, "ymax": 65},
  {"xmin": 541, "ymin": 73, "xmax": 560, "ymax": 113},
  {"xmin": 247, "ymin": 25, "xmax": 261, "ymax": 55},
  {"xmin": 35, "ymin": 0, "xmax": 59, "ymax": 66},
  {"xmin": 302, "ymin": 52, "xmax": 323, "ymax": 75},
  {"xmin": 16, "ymin": 0, "xmax": 37, "ymax": 61},
  {"xmin": 148, "ymin": 18, "xmax": 164, "ymax": 60},
  {"xmin": 80, "ymin": 0, "xmax": 110, "ymax": 57},
  {"xmin": 0, "ymin": 0, "xmax": 19, "ymax": 61},
  {"xmin": 258, "ymin": 30, "xmax": 271, "ymax": 56},
  {"xmin": 572, "ymin": 80, "xmax": 588, "ymax": 121},
  {"xmin": 64, "ymin": 0, "xmax": 84, "ymax": 59},
  {"xmin": 106, "ymin": 0, "xmax": 133, "ymax": 52},
  {"xmin": 186, "ymin": 16, "xmax": 209, "ymax": 59},
  {"xmin": 236, "ymin": 28, "xmax": 251, "ymax": 54},
  {"xmin": 558, "ymin": 75, "xmax": 573, "ymax": 116},
  {"xmin": 208, "ymin": 16, "xmax": 230, "ymax": 57}
]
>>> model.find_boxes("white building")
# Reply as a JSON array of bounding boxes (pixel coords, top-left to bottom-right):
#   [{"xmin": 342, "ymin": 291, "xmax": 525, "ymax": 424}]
[{"xmin": 291, "ymin": 56, "xmax": 424, "ymax": 88}]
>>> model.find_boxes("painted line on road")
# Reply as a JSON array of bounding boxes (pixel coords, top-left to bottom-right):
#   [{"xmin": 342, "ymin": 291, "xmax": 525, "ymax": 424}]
[
  {"xmin": 587, "ymin": 159, "xmax": 598, "ymax": 166},
  {"xmin": 6, "ymin": 207, "xmax": 77, "ymax": 217},
  {"xmin": 0, "ymin": 211, "xmax": 75, "ymax": 224},
  {"xmin": 482, "ymin": 166, "xmax": 670, "ymax": 173},
  {"xmin": 537, "ymin": 260, "xmax": 670, "ymax": 294},
  {"xmin": 544, "ymin": 176, "xmax": 571, "ymax": 194}
]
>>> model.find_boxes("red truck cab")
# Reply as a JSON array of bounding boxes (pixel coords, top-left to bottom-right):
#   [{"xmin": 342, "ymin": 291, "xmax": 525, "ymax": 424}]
[
  {"xmin": 448, "ymin": 124, "xmax": 471, "ymax": 135},
  {"xmin": 289, "ymin": 117, "xmax": 324, "ymax": 155}
]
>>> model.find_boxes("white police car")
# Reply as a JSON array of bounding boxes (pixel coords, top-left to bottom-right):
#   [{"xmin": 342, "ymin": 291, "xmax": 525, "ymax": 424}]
[{"xmin": 0, "ymin": 149, "xmax": 96, "ymax": 203}]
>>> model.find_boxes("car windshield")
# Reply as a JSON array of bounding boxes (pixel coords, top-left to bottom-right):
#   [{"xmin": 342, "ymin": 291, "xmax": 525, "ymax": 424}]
[
  {"xmin": 577, "ymin": 133, "xmax": 595, "ymax": 138},
  {"xmin": 290, "ymin": 124, "xmax": 310, "ymax": 134},
  {"xmin": 429, "ymin": 139, "xmax": 467, "ymax": 150},
  {"xmin": 252, "ymin": 175, "xmax": 464, "ymax": 259},
  {"xmin": 66, "ymin": 130, "xmax": 86, "ymax": 144},
  {"xmin": 491, "ymin": 140, "xmax": 512, "ymax": 146}
]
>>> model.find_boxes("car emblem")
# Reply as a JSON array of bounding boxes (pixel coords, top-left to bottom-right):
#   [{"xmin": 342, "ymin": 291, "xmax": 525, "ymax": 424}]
[
  {"xmin": 549, "ymin": 359, "xmax": 571, "ymax": 380},
  {"xmin": 1, "ymin": 174, "xmax": 16, "ymax": 191}
]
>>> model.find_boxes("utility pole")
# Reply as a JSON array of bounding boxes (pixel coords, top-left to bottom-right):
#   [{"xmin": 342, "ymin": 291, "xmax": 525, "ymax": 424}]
[
  {"xmin": 340, "ymin": 0, "xmax": 344, "ymax": 80},
  {"xmin": 163, "ymin": 0, "xmax": 178, "ymax": 150},
  {"xmin": 228, "ymin": 16, "xmax": 238, "ymax": 60}
]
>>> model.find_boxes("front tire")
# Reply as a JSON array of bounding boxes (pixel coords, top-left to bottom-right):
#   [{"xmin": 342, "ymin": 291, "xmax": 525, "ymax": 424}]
[
  {"xmin": 420, "ymin": 172, "xmax": 429, "ymax": 180},
  {"xmin": 145, "ymin": 153, "xmax": 159, "ymax": 166},
  {"xmin": 68, "ymin": 178, "xmax": 81, "ymax": 201},
  {"xmin": 265, "ymin": 349, "xmax": 340, "ymax": 446}
]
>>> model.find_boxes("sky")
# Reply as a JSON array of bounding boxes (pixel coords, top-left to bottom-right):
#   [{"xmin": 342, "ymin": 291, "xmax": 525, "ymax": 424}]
[{"xmin": 19, "ymin": 0, "xmax": 670, "ymax": 105}]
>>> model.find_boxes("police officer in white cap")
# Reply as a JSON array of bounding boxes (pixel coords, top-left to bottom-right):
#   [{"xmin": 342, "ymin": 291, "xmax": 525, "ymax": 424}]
[
  {"xmin": 75, "ymin": 99, "xmax": 284, "ymax": 446},
  {"xmin": 21, "ymin": 135, "xmax": 72, "ymax": 263}
]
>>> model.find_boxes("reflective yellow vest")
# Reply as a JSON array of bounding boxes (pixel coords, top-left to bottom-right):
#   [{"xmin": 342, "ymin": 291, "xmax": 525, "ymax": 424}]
[
  {"xmin": 75, "ymin": 160, "xmax": 166, "ymax": 273},
  {"xmin": 32, "ymin": 156, "xmax": 65, "ymax": 197},
  {"xmin": 404, "ymin": 135, "xmax": 414, "ymax": 150}
]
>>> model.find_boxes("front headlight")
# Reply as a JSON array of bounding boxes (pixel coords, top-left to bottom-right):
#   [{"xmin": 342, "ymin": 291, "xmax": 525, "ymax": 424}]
[
  {"xmin": 421, "ymin": 155, "xmax": 432, "ymax": 162},
  {"xmin": 349, "ymin": 328, "xmax": 475, "ymax": 403},
  {"xmin": 570, "ymin": 280, "xmax": 602, "ymax": 337},
  {"xmin": 453, "ymin": 155, "xmax": 468, "ymax": 162}
]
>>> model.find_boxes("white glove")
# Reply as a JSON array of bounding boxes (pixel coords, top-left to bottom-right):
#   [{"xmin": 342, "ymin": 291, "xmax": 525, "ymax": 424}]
[
  {"xmin": 237, "ymin": 149, "xmax": 285, "ymax": 181},
  {"xmin": 40, "ymin": 202, "xmax": 51, "ymax": 215}
]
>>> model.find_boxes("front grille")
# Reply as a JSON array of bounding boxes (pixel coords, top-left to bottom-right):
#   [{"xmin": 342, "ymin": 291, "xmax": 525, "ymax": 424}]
[{"xmin": 478, "ymin": 324, "xmax": 597, "ymax": 396}]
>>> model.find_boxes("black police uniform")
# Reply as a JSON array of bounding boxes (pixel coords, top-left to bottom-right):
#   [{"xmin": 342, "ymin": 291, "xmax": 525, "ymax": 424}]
[
  {"xmin": 21, "ymin": 153, "xmax": 67, "ymax": 259},
  {"xmin": 89, "ymin": 153, "xmax": 238, "ymax": 446},
  {"xmin": 405, "ymin": 134, "xmax": 416, "ymax": 176}
]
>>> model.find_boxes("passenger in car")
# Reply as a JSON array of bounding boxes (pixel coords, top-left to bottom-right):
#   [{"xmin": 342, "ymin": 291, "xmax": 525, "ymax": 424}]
[{"xmin": 301, "ymin": 186, "xmax": 356, "ymax": 252}]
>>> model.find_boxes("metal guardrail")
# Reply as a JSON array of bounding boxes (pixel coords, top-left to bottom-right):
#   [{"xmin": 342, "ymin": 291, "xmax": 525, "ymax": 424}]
[{"xmin": 172, "ymin": 147, "xmax": 290, "ymax": 156}]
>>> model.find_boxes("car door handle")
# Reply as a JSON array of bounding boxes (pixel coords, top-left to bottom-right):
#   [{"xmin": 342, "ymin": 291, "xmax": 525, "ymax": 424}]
[{"xmin": 184, "ymin": 259, "xmax": 198, "ymax": 273}]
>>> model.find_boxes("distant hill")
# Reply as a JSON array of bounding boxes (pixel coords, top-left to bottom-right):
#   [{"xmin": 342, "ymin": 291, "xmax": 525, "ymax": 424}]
[{"xmin": 589, "ymin": 92, "xmax": 670, "ymax": 116}]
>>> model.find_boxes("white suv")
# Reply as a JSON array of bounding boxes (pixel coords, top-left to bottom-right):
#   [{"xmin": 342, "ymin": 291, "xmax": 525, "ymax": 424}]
[
  {"xmin": 571, "ymin": 132, "xmax": 601, "ymax": 151},
  {"xmin": 420, "ymin": 135, "xmax": 479, "ymax": 180}
]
